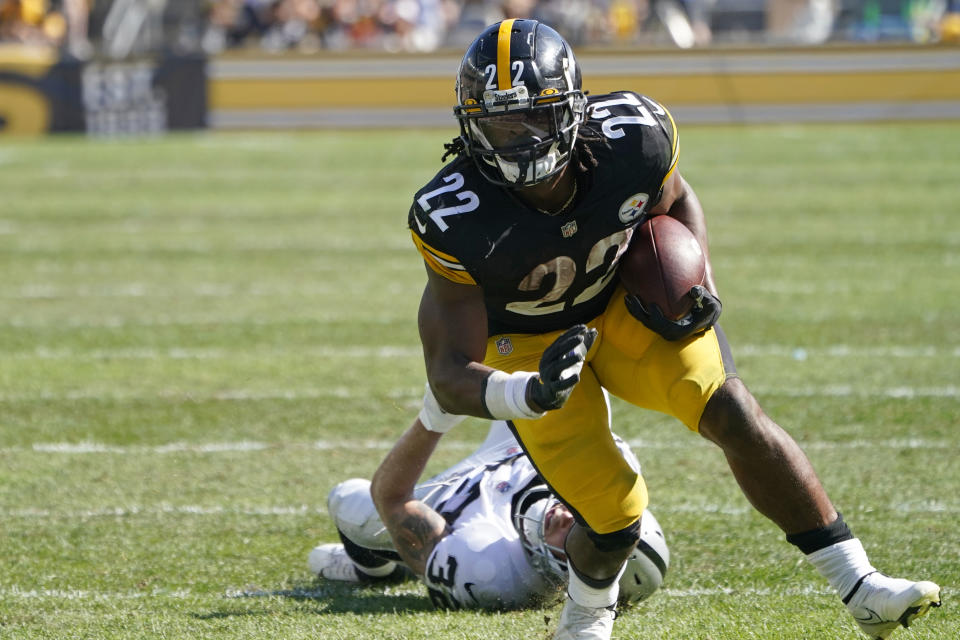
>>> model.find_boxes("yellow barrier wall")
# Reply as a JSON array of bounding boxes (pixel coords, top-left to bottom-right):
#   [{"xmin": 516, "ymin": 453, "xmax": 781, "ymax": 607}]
[{"xmin": 209, "ymin": 45, "xmax": 960, "ymax": 128}]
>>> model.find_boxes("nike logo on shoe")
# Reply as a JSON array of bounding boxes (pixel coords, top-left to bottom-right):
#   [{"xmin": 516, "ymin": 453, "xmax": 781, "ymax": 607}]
[{"xmin": 853, "ymin": 607, "xmax": 884, "ymax": 624}]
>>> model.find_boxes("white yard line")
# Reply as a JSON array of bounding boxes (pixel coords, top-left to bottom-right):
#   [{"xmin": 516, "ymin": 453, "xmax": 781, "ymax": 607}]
[
  {"xmin": 660, "ymin": 585, "xmax": 834, "ymax": 598},
  {"xmin": 0, "ymin": 384, "xmax": 957, "ymax": 403},
  {"xmin": 0, "ymin": 587, "xmax": 196, "ymax": 601},
  {"xmin": 10, "ymin": 582, "xmax": 959, "ymax": 601},
  {"xmin": 757, "ymin": 385, "xmax": 960, "ymax": 399},
  {"xmin": 2, "ymin": 504, "xmax": 325, "ymax": 518},
  {"xmin": 28, "ymin": 441, "xmax": 276, "ymax": 454},
  {"xmin": 3, "ymin": 345, "xmax": 422, "ymax": 360},
  {"xmin": 5, "ymin": 283, "xmax": 346, "ymax": 299},
  {"xmin": 0, "ymin": 387, "xmax": 384, "ymax": 402},
  {"xmin": 1, "ymin": 436, "xmax": 955, "ymax": 458},
  {"xmin": 4, "ymin": 500, "xmax": 956, "ymax": 521},
  {"xmin": 2, "ymin": 315, "xmax": 406, "ymax": 328},
  {"xmin": 0, "ymin": 279, "xmax": 914, "ymax": 299},
  {"xmin": 1, "ymin": 344, "xmax": 957, "ymax": 360},
  {"xmin": 736, "ymin": 345, "xmax": 960, "ymax": 359}
]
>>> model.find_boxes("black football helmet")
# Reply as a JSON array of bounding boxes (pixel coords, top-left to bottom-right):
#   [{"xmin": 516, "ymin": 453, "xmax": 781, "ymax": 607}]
[{"xmin": 454, "ymin": 19, "xmax": 587, "ymax": 187}]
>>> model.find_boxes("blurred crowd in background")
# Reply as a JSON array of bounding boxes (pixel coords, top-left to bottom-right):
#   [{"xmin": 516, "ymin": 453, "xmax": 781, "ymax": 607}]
[
  {"xmin": 196, "ymin": 0, "xmax": 960, "ymax": 51},
  {"xmin": 2, "ymin": 0, "xmax": 959, "ymax": 58}
]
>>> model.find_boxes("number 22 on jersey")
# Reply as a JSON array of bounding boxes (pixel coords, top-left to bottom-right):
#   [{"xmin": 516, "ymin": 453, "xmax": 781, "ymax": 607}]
[{"xmin": 506, "ymin": 229, "xmax": 633, "ymax": 316}]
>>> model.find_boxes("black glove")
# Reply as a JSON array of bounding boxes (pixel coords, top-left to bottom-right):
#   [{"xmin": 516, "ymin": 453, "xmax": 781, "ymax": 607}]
[
  {"xmin": 527, "ymin": 324, "xmax": 597, "ymax": 411},
  {"xmin": 624, "ymin": 285, "xmax": 722, "ymax": 342}
]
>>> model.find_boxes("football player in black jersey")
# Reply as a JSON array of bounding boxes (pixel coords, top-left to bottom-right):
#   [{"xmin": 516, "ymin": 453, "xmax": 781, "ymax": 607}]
[{"xmin": 407, "ymin": 19, "xmax": 940, "ymax": 640}]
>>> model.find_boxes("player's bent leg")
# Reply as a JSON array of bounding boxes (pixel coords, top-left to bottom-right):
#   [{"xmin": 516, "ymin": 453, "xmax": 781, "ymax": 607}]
[
  {"xmin": 315, "ymin": 479, "xmax": 408, "ymax": 582},
  {"xmin": 326, "ymin": 478, "xmax": 396, "ymax": 550},
  {"xmin": 700, "ymin": 380, "xmax": 942, "ymax": 638},
  {"xmin": 566, "ymin": 521, "xmax": 639, "ymax": 581},
  {"xmin": 697, "ymin": 377, "xmax": 837, "ymax": 533},
  {"xmin": 488, "ymin": 343, "xmax": 642, "ymax": 640}
]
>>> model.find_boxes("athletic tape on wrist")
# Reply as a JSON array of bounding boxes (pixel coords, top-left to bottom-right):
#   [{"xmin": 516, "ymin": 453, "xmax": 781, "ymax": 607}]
[
  {"xmin": 418, "ymin": 383, "xmax": 466, "ymax": 433},
  {"xmin": 482, "ymin": 370, "xmax": 545, "ymax": 421}
]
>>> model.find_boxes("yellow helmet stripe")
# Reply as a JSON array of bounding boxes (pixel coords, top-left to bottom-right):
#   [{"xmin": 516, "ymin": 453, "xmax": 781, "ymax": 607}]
[{"xmin": 497, "ymin": 19, "xmax": 516, "ymax": 90}]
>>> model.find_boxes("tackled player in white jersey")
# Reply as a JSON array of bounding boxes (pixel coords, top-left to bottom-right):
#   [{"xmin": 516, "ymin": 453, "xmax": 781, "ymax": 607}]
[{"xmin": 309, "ymin": 392, "xmax": 669, "ymax": 611}]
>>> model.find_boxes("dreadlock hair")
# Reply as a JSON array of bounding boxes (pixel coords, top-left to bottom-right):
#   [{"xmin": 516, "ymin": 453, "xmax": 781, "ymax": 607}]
[
  {"xmin": 571, "ymin": 125, "xmax": 601, "ymax": 175},
  {"xmin": 441, "ymin": 136, "xmax": 466, "ymax": 162}
]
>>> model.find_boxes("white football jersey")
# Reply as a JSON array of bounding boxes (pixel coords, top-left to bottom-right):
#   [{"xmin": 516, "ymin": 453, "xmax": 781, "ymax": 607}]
[{"xmin": 417, "ymin": 425, "xmax": 556, "ymax": 610}]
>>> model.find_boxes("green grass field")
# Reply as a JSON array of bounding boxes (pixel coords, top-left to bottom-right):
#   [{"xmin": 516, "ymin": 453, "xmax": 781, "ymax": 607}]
[{"xmin": 1, "ymin": 123, "xmax": 958, "ymax": 640}]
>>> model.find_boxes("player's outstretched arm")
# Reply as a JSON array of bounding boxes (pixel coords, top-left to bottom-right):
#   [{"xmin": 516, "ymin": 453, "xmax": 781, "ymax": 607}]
[
  {"xmin": 418, "ymin": 267, "xmax": 497, "ymax": 417},
  {"xmin": 370, "ymin": 418, "xmax": 450, "ymax": 576},
  {"xmin": 419, "ymin": 266, "xmax": 593, "ymax": 419}
]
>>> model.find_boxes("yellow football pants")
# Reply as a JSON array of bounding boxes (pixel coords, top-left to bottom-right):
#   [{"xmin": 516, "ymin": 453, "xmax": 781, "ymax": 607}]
[{"xmin": 483, "ymin": 285, "xmax": 733, "ymax": 534}]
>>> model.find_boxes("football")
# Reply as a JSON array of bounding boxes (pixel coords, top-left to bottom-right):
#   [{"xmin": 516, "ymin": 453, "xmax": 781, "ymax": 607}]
[{"xmin": 619, "ymin": 215, "xmax": 705, "ymax": 320}]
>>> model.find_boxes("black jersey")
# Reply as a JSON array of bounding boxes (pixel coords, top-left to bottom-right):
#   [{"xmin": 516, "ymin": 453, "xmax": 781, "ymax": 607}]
[{"xmin": 409, "ymin": 91, "xmax": 679, "ymax": 336}]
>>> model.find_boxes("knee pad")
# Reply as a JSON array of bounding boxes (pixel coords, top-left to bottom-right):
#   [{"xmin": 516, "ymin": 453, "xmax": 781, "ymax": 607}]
[
  {"xmin": 327, "ymin": 478, "xmax": 378, "ymax": 531},
  {"xmin": 326, "ymin": 478, "xmax": 396, "ymax": 554},
  {"xmin": 586, "ymin": 518, "xmax": 641, "ymax": 553}
]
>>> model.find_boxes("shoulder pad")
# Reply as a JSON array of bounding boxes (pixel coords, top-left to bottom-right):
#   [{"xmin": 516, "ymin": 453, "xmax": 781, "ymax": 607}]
[
  {"xmin": 587, "ymin": 91, "xmax": 677, "ymax": 148},
  {"xmin": 584, "ymin": 91, "xmax": 679, "ymax": 192}
]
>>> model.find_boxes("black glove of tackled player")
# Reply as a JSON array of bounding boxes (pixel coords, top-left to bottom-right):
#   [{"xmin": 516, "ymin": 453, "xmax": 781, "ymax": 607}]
[
  {"xmin": 526, "ymin": 324, "xmax": 598, "ymax": 411},
  {"xmin": 625, "ymin": 285, "xmax": 722, "ymax": 342}
]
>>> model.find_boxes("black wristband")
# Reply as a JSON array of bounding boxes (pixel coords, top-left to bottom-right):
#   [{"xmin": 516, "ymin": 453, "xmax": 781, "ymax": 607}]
[{"xmin": 479, "ymin": 373, "xmax": 493, "ymax": 419}]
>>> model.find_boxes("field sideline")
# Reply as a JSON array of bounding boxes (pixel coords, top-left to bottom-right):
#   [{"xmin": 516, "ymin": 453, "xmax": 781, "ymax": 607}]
[{"xmin": 0, "ymin": 123, "xmax": 958, "ymax": 640}]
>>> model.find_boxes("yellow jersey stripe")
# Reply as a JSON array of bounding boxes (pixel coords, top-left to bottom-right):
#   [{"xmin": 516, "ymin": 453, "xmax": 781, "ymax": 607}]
[
  {"xmin": 497, "ymin": 19, "xmax": 516, "ymax": 90},
  {"xmin": 410, "ymin": 231, "xmax": 477, "ymax": 285},
  {"xmin": 660, "ymin": 103, "xmax": 680, "ymax": 187},
  {"xmin": 662, "ymin": 103, "xmax": 678, "ymax": 160},
  {"xmin": 410, "ymin": 230, "xmax": 462, "ymax": 264},
  {"xmin": 661, "ymin": 154, "xmax": 679, "ymax": 188}
]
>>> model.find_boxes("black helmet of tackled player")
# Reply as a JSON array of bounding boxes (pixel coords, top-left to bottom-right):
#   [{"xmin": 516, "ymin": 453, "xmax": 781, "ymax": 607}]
[{"xmin": 453, "ymin": 19, "xmax": 587, "ymax": 187}]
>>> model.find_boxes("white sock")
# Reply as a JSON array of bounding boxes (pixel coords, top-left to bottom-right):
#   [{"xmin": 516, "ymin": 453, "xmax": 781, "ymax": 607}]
[
  {"xmin": 805, "ymin": 538, "xmax": 876, "ymax": 599},
  {"xmin": 566, "ymin": 562, "xmax": 624, "ymax": 609},
  {"xmin": 355, "ymin": 560, "xmax": 397, "ymax": 578}
]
